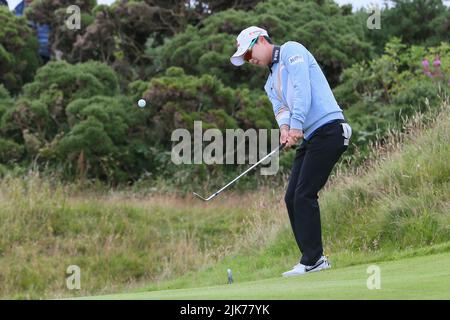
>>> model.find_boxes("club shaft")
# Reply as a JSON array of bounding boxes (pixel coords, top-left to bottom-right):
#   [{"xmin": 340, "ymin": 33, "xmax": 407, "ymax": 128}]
[{"xmin": 204, "ymin": 143, "xmax": 285, "ymax": 200}]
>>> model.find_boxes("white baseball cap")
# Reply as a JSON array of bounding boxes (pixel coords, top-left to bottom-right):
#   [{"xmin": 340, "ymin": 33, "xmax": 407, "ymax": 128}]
[{"xmin": 230, "ymin": 26, "xmax": 269, "ymax": 67}]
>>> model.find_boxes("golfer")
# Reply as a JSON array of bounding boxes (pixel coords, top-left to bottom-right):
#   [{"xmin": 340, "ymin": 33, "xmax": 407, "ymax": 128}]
[{"xmin": 230, "ymin": 26, "xmax": 352, "ymax": 276}]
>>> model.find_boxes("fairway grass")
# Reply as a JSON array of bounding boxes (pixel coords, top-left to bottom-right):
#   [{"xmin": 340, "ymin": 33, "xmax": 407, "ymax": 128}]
[{"xmin": 81, "ymin": 252, "xmax": 450, "ymax": 300}]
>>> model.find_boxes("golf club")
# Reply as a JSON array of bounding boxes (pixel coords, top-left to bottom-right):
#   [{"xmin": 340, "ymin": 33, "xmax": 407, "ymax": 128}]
[{"xmin": 193, "ymin": 143, "xmax": 286, "ymax": 201}]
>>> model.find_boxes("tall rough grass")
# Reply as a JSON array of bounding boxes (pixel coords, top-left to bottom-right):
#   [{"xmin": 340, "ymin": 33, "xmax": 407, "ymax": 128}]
[
  {"xmin": 321, "ymin": 99, "xmax": 450, "ymax": 253},
  {"xmin": 0, "ymin": 173, "xmax": 286, "ymax": 298}
]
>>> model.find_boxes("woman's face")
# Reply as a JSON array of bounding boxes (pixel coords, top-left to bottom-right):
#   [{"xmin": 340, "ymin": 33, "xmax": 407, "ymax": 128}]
[{"xmin": 245, "ymin": 37, "xmax": 270, "ymax": 67}]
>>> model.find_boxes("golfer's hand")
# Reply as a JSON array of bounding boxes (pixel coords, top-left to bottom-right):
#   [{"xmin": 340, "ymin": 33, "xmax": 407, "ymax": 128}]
[
  {"xmin": 286, "ymin": 129, "xmax": 303, "ymax": 148},
  {"xmin": 280, "ymin": 125, "xmax": 289, "ymax": 145}
]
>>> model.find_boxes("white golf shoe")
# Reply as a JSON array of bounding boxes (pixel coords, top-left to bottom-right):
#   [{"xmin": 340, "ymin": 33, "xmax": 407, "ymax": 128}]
[{"xmin": 282, "ymin": 255, "xmax": 331, "ymax": 277}]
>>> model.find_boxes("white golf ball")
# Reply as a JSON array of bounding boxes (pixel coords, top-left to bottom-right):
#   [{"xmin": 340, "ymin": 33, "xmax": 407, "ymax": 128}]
[{"xmin": 137, "ymin": 99, "xmax": 146, "ymax": 108}]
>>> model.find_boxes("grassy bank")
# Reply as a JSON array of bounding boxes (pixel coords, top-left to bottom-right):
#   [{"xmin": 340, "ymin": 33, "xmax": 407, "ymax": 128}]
[
  {"xmin": 138, "ymin": 100, "xmax": 449, "ymax": 293},
  {"xmin": 0, "ymin": 183, "xmax": 284, "ymax": 299},
  {"xmin": 0, "ymin": 101, "xmax": 448, "ymax": 299}
]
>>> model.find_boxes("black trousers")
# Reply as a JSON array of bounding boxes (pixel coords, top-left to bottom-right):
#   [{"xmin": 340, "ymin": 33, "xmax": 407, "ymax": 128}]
[{"xmin": 284, "ymin": 119, "xmax": 350, "ymax": 266}]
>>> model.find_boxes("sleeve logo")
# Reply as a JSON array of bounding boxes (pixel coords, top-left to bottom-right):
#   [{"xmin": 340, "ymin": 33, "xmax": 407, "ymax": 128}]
[{"xmin": 288, "ymin": 55, "xmax": 304, "ymax": 65}]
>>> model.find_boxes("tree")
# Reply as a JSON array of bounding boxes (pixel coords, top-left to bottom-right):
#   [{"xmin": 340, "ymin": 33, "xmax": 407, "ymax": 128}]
[
  {"xmin": 0, "ymin": 61, "xmax": 120, "ymax": 168},
  {"xmin": 364, "ymin": 0, "xmax": 450, "ymax": 53},
  {"xmin": 25, "ymin": 0, "xmax": 262, "ymax": 85},
  {"xmin": 334, "ymin": 39, "xmax": 449, "ymax": 151},
  {"xmin": 0, "ymin": 61, "xmax": 277, "ymax": 183},
  {"xmin": 0, "ymin": 7, "xmax": 40, "ymax": 94},
  {"xmin": 153, "ymin": 0, "xmax": 374, "ymax": 89},
  {"xmin": 25, "ymin": 0, "xmax": 96, "ymax": 62},
  {"xmin": 137, "ymin": 66, "xmax": 275, "ymax": 146},
  {"xmin": 0, "ymin": 85, "xmax": 12, "ymax": 121}
]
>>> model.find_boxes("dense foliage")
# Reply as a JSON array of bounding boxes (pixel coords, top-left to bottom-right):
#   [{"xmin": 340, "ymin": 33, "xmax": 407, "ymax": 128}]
[
  {"xmin": 153, "ymin": 0, "xmax": 374, "ymax": 88},
  {"xmin": 364, "ymin": 0, "xmax": 450, "ymax": 53},
  {"xmin": 0, "ymin": 7, "xmax": 40, "ymax": 94},
  {"xmin": 335, "ymin": 39, "xmax": 449, "ymax": 155},
  {"xmin": 0, "ymin": 0, "xmax": 449, "ymax": 187},
  {"xmin": 0, "ymin": 61, "xmax": 276, "ymax": 184}
]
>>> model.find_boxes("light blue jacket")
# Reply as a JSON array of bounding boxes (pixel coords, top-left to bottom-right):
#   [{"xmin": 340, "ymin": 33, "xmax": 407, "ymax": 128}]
[{"xmin": 264, "ymin": 41, "xmax": 344, "ymax": 140}]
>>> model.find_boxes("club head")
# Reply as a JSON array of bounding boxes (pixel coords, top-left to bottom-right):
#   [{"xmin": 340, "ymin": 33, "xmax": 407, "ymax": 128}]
[{"xmin": 193, "ymin": 192, "xmax": 209, "ymax": 201}]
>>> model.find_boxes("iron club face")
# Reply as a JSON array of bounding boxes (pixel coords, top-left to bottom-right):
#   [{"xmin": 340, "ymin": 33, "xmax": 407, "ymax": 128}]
[
  {"xmin": 193, "ymin": 192, "xmax": 209, "ymax": 201},
  {"xmin": 193, "ymin": 192, "xmax": 219, "ymax": 201}
]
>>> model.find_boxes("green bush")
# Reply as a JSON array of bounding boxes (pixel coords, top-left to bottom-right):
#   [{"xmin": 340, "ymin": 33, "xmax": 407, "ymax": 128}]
[
  {"xmin": 23, "ymin": 60, "xmax": 119, "ymax": 107},
  {"xmin": 0, "ymin": 138, "xmax": 24, "ymax": 164},
  {"xmin": 57, "ymin": 95, "xmax": 132, "ymax": 181},
  {"xmin": 0, "ymin": 85, "xmax": 13, "ymax": 121},
  {"xmin": 0, "ymin": 7, "xmax": 40, "ymax": 93},
  {"xmin": 363, "ymin": 0, "xmax": 450, "ymax": 54},
  {"xmin": 335, "ymin": 39, "xmax": 450, "ymax": 158},
  {"xmin": 153, "ymin": 0, "xmax": 373, "ymax": 88},
  {"xmin": 136, "ymin": 66, "xmax": 275, "ymax": 161}
]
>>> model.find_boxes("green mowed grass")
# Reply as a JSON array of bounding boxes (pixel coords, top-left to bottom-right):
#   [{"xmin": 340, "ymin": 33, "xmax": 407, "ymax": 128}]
[{"xmin": 82, "ymin": 252, "xmax": 450, "ymax": 300}]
